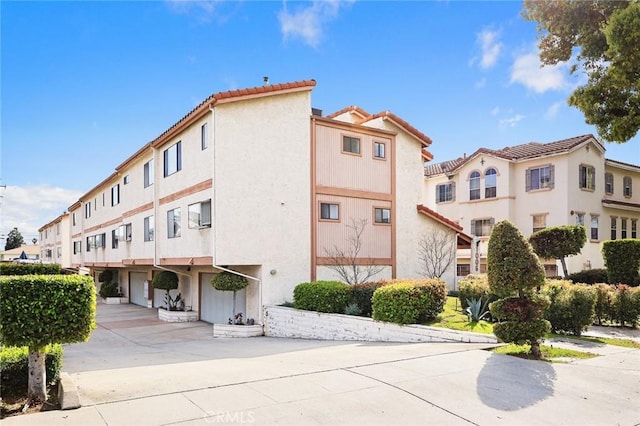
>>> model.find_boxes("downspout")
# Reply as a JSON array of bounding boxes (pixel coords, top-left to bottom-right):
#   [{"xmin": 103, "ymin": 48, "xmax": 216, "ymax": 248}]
[{"xmin": 208, "ymin": 102, "xmax": 263, "ymax": 322}]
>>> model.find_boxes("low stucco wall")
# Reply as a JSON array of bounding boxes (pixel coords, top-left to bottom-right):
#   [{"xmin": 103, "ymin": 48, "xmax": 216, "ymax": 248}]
[{"xmin": 263, "ymin": 305, "xmax": 497, "ymax": 344}]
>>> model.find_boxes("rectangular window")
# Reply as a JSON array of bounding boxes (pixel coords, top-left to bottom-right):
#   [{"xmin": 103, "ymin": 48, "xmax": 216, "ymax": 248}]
[
  {"xmin": 575, "ymin": 212, "xmax": 585, "ymax": 226},
  {"xmin": 85, "ymin": 202, "xmax": 91, "ymax": 219},
  {"xmin": 579, "ymin": 164, "xmax": 596, "ymax": 190},
  {"xmin": 115, "ymin": 223, "xmax": 132, "ymax": 242},
  {"xmin": 320, "ymin": 203, "xmax": 339, "ymax": 220},
  {"xmin": 436, "ymin": 182, "xmax": 455, "ymax": 203},
  {"xmin": 144, "ymin": 216, "xmax": 154, "ymax": 242},
  {"xmin": 632, "ymin": 219, "xmax": 638, "ymax": 239},
  {"xmin": 56, "ymin": 223, "xmax": 60, "ymax": 235},
  {"xmin": 342, "ymin": 136, "xmax": 360, "ymax": 155},
  {"xmin": 72, "ymin": 213, "xmax": 76, "ymax": 226},
  {"xmin": 201, "ymin": 123, "xmax": 208, "ymax": 150},
  {"xmin": 456, "ymin": 264, "xmax": 470, "ymax": 277},
  {"xmin": 111, "ymin": 184, "xmax": 120, "ymax": 206},
  {"xmin": 610, "ymin": 216, "xmax": 617, "ymax": 240},
  {"xmin": 123, "ymin": 175, "xmax": 130, "ymax": 185},
  {"xmin": 623, "ymin": 176, "xmax": 632, "ymax": 197},
  {"xmin": 373, "ymin": 141, "xmax": 385, "ymax": 159},
  {"xmin": 374, "ymin": 208, "xmax": 391, "ymax": 224},
  {"xmin": 621, "ymin": 218, "xmax": 628, "ymax": 239},
  {"xmin": 526, "ymin": 165, "xmax": 554, "ymax": 191},
  {"xmin": 95, "ymin": 233, "xmax": 106, "ymax": 248},
  {"xmin": 605, "ymin": 173, "xmax": 614, "ymax": 194},
  {"xmin": 590, "ymin": 215, "xmax": 599, "ymax": 240},
  {"xmin": 167, "ymin": 208, "xmax": 181, "ymax": 238},
  {"xmin": 532, "ymin": 214, "xmax": 546, "ymax": 234},
  {"xmin": 144, "ymin": 159, "xmax": 154, "ymax": 187},
  {"xmin": 73, "ymin": 241, "xmax": 81, "ymax": 254},
  {"xmin": 112, "ymin": 229, "xmax": 118, "ymax": 249},
  {"xmin": 164, "ymin": 141, "xmax": 182, "ymax": 177},
  {"xmin": 471, "ymin": 218, "xmax": 495, "ymax": 237},
  {"xmin": 188, "ymin": 200, "xmax": 212, "ymax": 228}
]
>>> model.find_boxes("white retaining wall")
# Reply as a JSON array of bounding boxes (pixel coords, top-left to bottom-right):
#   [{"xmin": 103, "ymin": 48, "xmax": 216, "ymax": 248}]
[{"xmin": 264, "ymin": 305, "xmax": 497, "ymax": 344}]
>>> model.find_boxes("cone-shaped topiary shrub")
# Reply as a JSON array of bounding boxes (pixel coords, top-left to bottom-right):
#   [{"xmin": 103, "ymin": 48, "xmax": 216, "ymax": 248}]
[
  {"xmin": 488, "ymin": 220, "xmax": 550, "ymax": 358},
  {"xmin": 211, "ymin": 272, "xmax": 249, "ymax": 324}
]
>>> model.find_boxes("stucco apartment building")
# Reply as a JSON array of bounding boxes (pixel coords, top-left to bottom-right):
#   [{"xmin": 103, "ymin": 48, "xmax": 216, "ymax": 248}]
[
  {"xmin": 46, "ymin": 79, "xmax": 467, "ymax": 324},
  {"xmin": 424, "ymin": 134, "xmax": 640, "ymax": 277},
  {"xmin": 39, "ymin": 212, "xmax": 71, "ymax": 267}
]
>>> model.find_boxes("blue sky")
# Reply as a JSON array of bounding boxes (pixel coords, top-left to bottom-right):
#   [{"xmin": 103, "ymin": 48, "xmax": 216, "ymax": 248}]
[{"xmin": 1, "ymin": 0, "xmax": 639, "ymax": 244}]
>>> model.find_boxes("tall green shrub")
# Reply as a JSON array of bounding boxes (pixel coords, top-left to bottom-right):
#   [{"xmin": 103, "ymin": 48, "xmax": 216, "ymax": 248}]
[
  {"xmin": 293, "ymin": 281, "xmax": 350, "ymax": 313},
  {"xmin": 542, "ymin": 280, "xmax": 595, "ymax": 335},
  {"xmin": 372, "ymin": 279, "xmax": 446, "ymax": 324},
  {"xmin": 0, "ymin": 274, "xmax": 96, "ymax": 401},
  {"xmin": 592, "ymin": 283, "xmax": 615, "ymax": 325},
  {"xmin": 529, "ymin": 225, "xmax": 586, "ymax": 278},
  {"xmin": 488, "ymin": 220, "xmax": 550, "ymax": 358},
  {"xmin": 611, "ymin": 284, "xmax": 640, "ymax": 327},
  {"xmin": 602, "ymin": 239, "xmax": 640, "ymax": 285}
]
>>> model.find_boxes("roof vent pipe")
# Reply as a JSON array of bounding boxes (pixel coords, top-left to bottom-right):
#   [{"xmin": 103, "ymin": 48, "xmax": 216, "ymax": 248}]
[{"xmin": 263, "ymin": 76, "xmax": 269, "ymax": 85}]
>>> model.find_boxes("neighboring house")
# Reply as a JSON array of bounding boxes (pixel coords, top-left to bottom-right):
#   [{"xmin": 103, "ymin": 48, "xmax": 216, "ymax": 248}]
[
  {"xmin": 44, "ymin": 79, "xmax": 467, "ymax": 324},
  {"xmin": 0, "ymin": 244, "xmax": 41, "ymax": 262},
  {"xmin": 39, "ymin": 213, "xmax": 71, "ymax": 267},
  {"xmin": 424, "ymin": 134, "xmax": 640, "ymax": 277}
]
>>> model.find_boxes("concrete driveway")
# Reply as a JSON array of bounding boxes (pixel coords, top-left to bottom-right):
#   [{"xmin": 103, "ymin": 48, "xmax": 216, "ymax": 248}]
[{"xmin": 3, "ymin": 303, "xmax": 639, "ymax": 426}]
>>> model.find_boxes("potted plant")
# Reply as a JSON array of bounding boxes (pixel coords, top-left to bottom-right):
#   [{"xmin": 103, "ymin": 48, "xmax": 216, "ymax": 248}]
[
  {"xmin": 153, "ymin": 270, "xmax": 197, "ymax": 322},
  {"xmin": 210, "ymin": 271, "xmax": 262, "ymax": 337}
]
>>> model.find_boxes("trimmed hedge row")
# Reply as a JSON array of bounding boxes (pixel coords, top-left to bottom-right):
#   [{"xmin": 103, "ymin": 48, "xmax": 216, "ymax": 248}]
[
  {"xmin": 542, "ymin": 280, "xmax": 595, "ymax": 335},
  {"xmin": 293, "ymin": 281, "xmax": 351, "ymax": 313},
  {"xmin": 602, "ymin": 239, "xmax": 640, "ymax": 285},
  {"xmin": 0, "ymin": 344, "xmax": 62, "ymax": 394},
  {"xmin": 568, "ymin": 268, "xmax": 608, "ymax": 284},
  {"xmin": 0, "ymin": 263, "xmax": 61, "ymax": 275},
  {"xmin": 372, "ymin": 279, "xmax": 447, "ymax": 324}
]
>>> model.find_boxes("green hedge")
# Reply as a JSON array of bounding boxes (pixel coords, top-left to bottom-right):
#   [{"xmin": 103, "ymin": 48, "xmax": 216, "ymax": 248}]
[
  {"xmin": 0, "ymin": 274, "xmax": 96, "ymax": 349},
  {"xmin": 293, "ymin": 281, "xmax": 350, "ymax": 313},
  {"xmin": 372, "ymin": 279, "xmax": 446, "ymax": 324},
  {"xmin": 569, "ymin": 268, "xmax": 609, "ymax": 284},
  {"xmin": 0, "ymin": 344, "xmax": 62, "ymax": 394},
  {"xmin": 592, "ymin": 283, "xmax": 615, "ymax": 325},
  {"xmin": 349, "ymin": 281, "xmax": 387, "ymax": 317},
  {"xmin": 458, "ymin": 274, "xmax": 493, "ymax": 309},
  {"xmin": 602, "ymin": 239, "xmax": 640, "ymax": 285},
  {"xmin": 542, "ymin": 280, "xmax": 595, "ymax": 335},
  {"xmin": 610, "ymin": 284, "xmax": 640, "ymax": 327},
  {"xmin": 0, "ymin": 263, "xmax": 61, "ymax": 276}
]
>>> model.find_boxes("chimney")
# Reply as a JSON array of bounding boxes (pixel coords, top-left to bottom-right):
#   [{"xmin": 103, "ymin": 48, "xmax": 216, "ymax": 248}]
[{"xmin": 263, "ymin": 76, "xmax": 269, "ymax": 86}]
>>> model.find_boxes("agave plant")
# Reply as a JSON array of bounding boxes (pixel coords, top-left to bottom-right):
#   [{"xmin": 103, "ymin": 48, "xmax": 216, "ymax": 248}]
[{"xmin": 465, "ymin": 297, "xmax": 491, "ymax": 322}]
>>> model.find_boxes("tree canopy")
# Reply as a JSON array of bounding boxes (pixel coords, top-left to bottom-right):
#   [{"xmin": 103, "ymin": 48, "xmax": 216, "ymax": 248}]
[
  {"xmin": 5, "ymin": 227, "xmax": 25, "ymax": 251},
  {"xmin": 529, "ymin": 225, "xmax": 587, "ymax": 278},
  {"xmin": 522, "ymin": 0, "xmax": 640, "ymax": 143}
]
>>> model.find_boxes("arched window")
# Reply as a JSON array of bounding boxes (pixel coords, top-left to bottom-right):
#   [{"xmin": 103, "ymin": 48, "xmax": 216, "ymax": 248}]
[
  {"xmin": 485, "ymin": 168, "xmax": 497, "ymax": 198},
  {"xmin": 469, "ymin": 171, "xmax": 480, "ymax": 200}
]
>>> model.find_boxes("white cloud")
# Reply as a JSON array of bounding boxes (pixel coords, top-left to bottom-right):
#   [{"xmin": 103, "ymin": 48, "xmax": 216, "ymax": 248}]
[
  {"xmin": 510, "ymin": 50, "xmax": 569, "ymax": 93},
  {"xmin": 544, "ymin": 101, "xmax": 564, "ymax": 119},
  {"xmin": 499, "ymin": 114, "xmax": 525, "ymax": 128},
  {"xmin": 477, "ymin": 29, "xmax": 502, "ymax": 69},
  {"xmin": 491, "ymin": 106, "xmax": 500, "ymax": 116},
  {"xmin": 0, "ymin": 185, "xmax": 82, "ymax": 243},
  {"xmin": 278, "ymin": 0, "xmax": 353, "ymax": 47},
  {"xmin": 165, "ymin": 0, "xmax": 225, "ymax": 24}
]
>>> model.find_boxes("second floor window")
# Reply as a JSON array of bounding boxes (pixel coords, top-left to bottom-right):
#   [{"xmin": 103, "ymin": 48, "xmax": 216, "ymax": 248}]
[
  {"xmin": 201, "ymin": 123, "xmax": 208, "ymax": 150},
  {"xmin": 579, "ymin": 164, "xmax": 596, "ymax": 190},
  {"xmin": 188, "ymin": 200, "xmax": 212, "ymax": 228},
  {"xmin": 436, "ymin": 182, "xmax": 455, "ymax": 203},
  {"xmin": 373, "ymin": 141, "xmax": 386, "ymax": 159},
  {"xmin": 469, "ymin": 171, "xmax": 480, "ymax": 200},
  {"xmin": 605, "ymin": 173, "xmax": 614, "ymax": 194},
  {"xmin": 471, "ymin": 218, "xmax": 494, "ymax": 237},
  {"xmin": 111, "ymin": 184, "xmax": 120, "ymax": 206},
  {"xmin": 342, "ymin": 136, "xmax": 360, "ymax": 155},
  {"xmin": 320, "ymin": 203, "xmax": 339, "ymax": 220},
  {"xmin": 85, "ymin": 202, "xmax": 91, "ymax": 219},
  {"xmin": 164, "ymin": 142, "xmax": 182, "ymax": 177},
  {"xmin": 526, "ymin": 165, "xmax": 554, "ymax": 191},
  {"xmin": 167, "ymin": 208, "xmax": 181, "ymax": 238},
  {"xmin": 485, "ymin": 168, "xmax": 497, "ymax": 198},
  {"xmin": 73, "ymin": 241, "xmax": 81, "ymax": 254},
  {"xmin": 374, "ymin": 207, "xmax": 391, "ymax": 224},
  {"xmin": 623, "ymin": 176, "xmax": 632, "ymax": 197},
  {"xmin": 144, "ymin": 216, "xmax": 154, "ymax": 242},
  {"xmin": 144, "ymin": 159, "xmax": 154, "ymax": 187}
]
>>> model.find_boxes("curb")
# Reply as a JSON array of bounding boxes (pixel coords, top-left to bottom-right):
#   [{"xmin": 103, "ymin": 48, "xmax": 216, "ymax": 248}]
[{"xmin": 57, "ymin": 372, "xmax": 81, "ymax": 410}]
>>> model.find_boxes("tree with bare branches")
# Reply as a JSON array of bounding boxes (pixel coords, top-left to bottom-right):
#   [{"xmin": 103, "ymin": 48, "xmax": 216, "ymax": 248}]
[
  {"xmin": 417, "ymin": 229, "xmax": 456, "ymax": 279},
  {"xmin": 323, "ymin": 218, "xmax": 385, "ymax": 285}
]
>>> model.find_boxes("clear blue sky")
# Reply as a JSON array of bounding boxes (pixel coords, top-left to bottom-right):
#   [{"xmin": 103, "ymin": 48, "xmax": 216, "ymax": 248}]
[{"xmin": 1, "ymin": 0, "xmax": 639, "ymax": 243}]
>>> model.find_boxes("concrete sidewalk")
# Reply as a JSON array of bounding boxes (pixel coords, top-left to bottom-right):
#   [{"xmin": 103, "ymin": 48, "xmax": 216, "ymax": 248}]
[{"xmin": 3, "ymin": 304, "xmax": 639, "ymax": 425}]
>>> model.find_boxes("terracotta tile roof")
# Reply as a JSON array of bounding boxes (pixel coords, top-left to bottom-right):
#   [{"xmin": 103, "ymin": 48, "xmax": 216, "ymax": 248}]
[
  {"xmin": 425, "ymin": 134, "xmax": 603, "ymax": 176},
  {"xmin": 416, "ymin": 204, "xmax": 472, "ymax": 248},
  {"xmin": 325, "ymin": 105, "xmax": 371, "ymax": 120},
  {"xmin": 424, "ymin": 158, "xmax": 466, "ymax": 177},
  {"xmin": 605, "ymin": 158, "xmax": 640, "ymax": 171},
  {"xmin": 151, "ymin": 79, "xmax": 317, "ymax": 148}
]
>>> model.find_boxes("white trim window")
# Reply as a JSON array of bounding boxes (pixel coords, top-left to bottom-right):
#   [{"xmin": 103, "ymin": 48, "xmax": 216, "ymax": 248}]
[
  {"xmin": 579, "ymin": 164, "xmax": 596, "ymax": 190},
  {"xmin": 188, "ymin": 200, "xmax": 212, "ymax": 228},
  {"xmin": 201, "ymin": 123, "xmax": 208, "ymax": 150},
  {"xmin": 532, "ymin": 214, "xmax": 546, "ymax": 233},
  {"xmin": 167, "ymin": 208, "xmax": 181, "ymax": 238},
  {"xmin": 144, "ymin": 159, "xmax": 154, "ymax": 187},
  {"xmin": 85, "ymin": 202, "xmax": 92, "ymax": 219},
  {"xmin": 623, "ymin": 176, "xmax": 632, "ymax": 197},
  {"xmin": 590, "ymin": 215, "xmax": 599, "ymax": 240},
  {"xmin": 526, "ymin": 165, "xmax": 554, "ymax": 191},
  {"xmin": 485, "ymin": 168, "xmax": 497, "ymax": 198},
  {"xmin": 436, "ymin": 182, "xmax": 455, "ymax": 203},
  {"xmin": 471, "ymin": 218, "xmax": 495, "ymax": 237},
  {"xmin": 111, "ymin": 184, "xmax": 120, "ymax": 206},
  {"xmin": 163, "ymin": 142, "xmax": 182, "ymax": 177},
  {"xmin": 144, "ymin": 216, "xmax": 154, "ymax": 242},
  {"xmin": 374, "ymin": 207, "xmax": 391, "ymax": 224},
  {"xmin": 469, "ymin": 171, "xmax": 480, "ymax": 200},
  {"xmin": 605, "ymin": 172, "xmax": 614, "ymax": 194},
  {"xmin": 320, "ymin": 203, "xmax": 339, "ymax": 220},
  {"xmin": 342, "ymin": 136, "xmax": 360, "ymax": 155},
  {"xmin": 373, "ymin": 141, "xmax": 386, "ymax": 159}
]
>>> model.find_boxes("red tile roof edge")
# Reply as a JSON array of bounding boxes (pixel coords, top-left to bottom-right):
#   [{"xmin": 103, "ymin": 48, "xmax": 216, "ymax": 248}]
[
  {"xmin": 325, "ymin": 105, "xmax": 371, "ymax": 120},
  {"xmin": 365, "ymin": 111, "xmax": 433, "ymax": 148},
  {"xmin": 416, "ymin": 204, "xmax": 465, "ymax": 233}
]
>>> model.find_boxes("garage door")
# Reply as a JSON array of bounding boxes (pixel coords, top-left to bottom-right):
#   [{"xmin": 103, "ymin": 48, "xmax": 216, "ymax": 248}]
[
  {"xmin": 130, "ymin": 272, "xmax": 148, "ymax": 307},
  {"xmin": 200, "ymin": 273, "xmax": 246, "ymax": 324}
]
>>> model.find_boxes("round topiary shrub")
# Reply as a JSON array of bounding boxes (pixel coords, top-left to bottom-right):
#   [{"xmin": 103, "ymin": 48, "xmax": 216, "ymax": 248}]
[
  {"xmin": 293, "ymin": 281, "xmax": 350, "ymax": 313},
  {"xmin": 152, "ymin": 271, "xmax": 179, "ymax": 291},
  {"xmin": 211, "ymin": 272, "xmax": 249, "ymax": 324}
]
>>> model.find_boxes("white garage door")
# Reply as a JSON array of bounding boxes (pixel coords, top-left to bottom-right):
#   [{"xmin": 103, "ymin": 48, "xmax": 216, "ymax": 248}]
[
  {"xmin": 200, "ymin": 273, "xmax": 246, "ymax": 324},
  {"xmin": 130, "ymin": 272, "xmax": 148, "ymax": 307}
]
